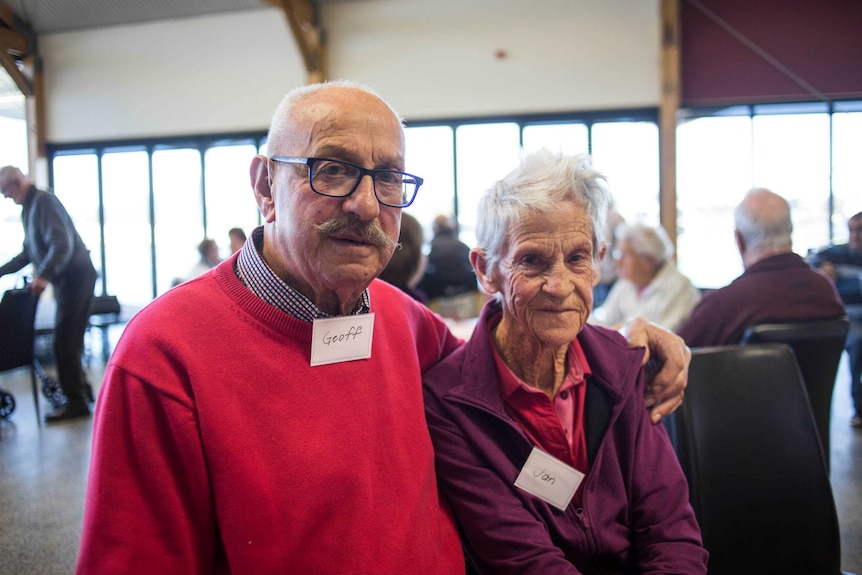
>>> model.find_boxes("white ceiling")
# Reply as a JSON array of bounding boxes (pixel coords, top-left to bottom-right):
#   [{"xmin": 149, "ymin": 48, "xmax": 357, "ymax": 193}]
[
  {"xmin": 0, "ymin": 0, "xmax": 358, "ymax": 119},
  {"xmin": 5, "ymin": 0, "xmax": 268, "ymax": 34},
  {"xmin": 3, "ymin": 0, "xmax": 363, "ymax": 34}
]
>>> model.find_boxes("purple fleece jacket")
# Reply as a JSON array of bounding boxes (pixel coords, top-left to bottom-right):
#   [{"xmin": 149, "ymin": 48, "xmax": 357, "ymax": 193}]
[{"xmin": 423, "ymin": 300, "xmax": 708, "ymax": 575}]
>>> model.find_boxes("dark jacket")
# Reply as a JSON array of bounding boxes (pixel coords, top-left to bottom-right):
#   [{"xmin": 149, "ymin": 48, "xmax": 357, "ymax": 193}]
[
  {"xmin": 423, "ymin": 300, "xmax": 707, "ymax": 574},
  {"xmin": 417, "ymin": 230, "xmax": 477, "ymax": 299},
  {"xmin": 0, "ymin": 185, "xmax": 94, "ymax": 284},
  {"xmin": 808, "ymin": 243, "xmax": 862, "ymax": 306}
]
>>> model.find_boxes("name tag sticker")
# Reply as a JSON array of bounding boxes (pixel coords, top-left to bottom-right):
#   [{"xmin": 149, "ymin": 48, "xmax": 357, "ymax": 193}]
[
  {"xmin": 310, "ymin": 314, "xmax": 375, "ymax": 367},
  {"xmin": 514, "ymin": 447, "xmax": 585, "ymax": 511}
]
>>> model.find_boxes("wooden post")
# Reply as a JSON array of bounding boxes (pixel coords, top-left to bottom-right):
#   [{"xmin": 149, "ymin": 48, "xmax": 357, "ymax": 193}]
[
  {"xmin": 660, "ymin": 0, "xmax": 681, "ymax": 249},
  {"xmin": 268, "ymin": 0, "xmax": 326, "ymax": 83}
]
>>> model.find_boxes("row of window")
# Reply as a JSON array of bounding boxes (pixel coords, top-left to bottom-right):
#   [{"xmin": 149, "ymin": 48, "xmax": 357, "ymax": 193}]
[{"xmin": 1, "ymin": 101, "xmax": 860, "ymax": 310}]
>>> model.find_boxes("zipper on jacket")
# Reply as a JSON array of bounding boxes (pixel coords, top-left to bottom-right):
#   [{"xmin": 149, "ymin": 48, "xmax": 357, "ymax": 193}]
[{"xmin": 574, "ymin": 505, "xmax": 599, "ymax": 555}]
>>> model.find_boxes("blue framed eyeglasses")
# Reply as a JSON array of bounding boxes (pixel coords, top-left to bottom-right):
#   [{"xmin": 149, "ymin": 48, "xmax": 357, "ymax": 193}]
[{"xmin": 269, "ymin": 156, "xmax": 424, "ymax": 208}]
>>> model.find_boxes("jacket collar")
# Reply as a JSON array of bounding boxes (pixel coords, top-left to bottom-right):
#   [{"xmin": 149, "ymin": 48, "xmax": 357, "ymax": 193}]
[{"xmin": 448, "ymin": 298, "xmax": 644, "ymax": 414}]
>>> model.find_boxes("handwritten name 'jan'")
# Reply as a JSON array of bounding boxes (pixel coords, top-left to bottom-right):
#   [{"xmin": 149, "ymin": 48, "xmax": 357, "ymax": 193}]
[
  {"xmin": 532, "ymin": 468, "xmax": 556, "ymax": 485},
  {"xmin": 322, "ymin": 325, "xmax": 364, "ymax": 346}
]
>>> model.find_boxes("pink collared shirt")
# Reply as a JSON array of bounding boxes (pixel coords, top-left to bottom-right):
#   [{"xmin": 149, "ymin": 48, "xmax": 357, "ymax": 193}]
[{"xmin": 489, "ymin": 316, "xmax": 592, "ymax": 484}]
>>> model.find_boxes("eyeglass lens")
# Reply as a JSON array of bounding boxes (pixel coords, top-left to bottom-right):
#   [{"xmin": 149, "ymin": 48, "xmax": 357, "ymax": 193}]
[{"xmin": 311, "ymin": 159, "xmax": 416, "ymax": 206}]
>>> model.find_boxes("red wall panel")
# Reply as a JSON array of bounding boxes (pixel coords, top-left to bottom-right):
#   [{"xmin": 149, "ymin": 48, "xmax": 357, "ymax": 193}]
[{"xmin": 681, "ymin": 0, "xmax": 862, "ymax": 106}]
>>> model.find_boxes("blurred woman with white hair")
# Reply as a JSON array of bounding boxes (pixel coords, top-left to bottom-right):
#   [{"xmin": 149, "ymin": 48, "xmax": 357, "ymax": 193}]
[{"xmin": 591, "ymin": 223, "xmax": 700, "ymax": 331}]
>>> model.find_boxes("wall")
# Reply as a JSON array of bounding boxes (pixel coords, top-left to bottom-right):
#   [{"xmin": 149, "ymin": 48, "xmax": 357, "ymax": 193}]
[
  {"xmin": 41, "ymin": 7, "xmax": 306, "ymax": 143},
  {"xmin": 40, "ymin": 0, "xmax": 660, "ymax": 143},
  {"xmin": 323, "ymin": 0, "xmax": 660, "ymax": 120}
]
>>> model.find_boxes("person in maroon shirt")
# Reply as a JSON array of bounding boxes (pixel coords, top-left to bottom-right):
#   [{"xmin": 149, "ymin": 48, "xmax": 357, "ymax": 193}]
[{"xmin": 677, "ymin": 188, "xmax": 845, "ymax": 348}]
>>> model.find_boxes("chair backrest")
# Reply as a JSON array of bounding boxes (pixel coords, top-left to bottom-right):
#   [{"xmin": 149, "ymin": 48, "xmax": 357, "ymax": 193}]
[
  {"xmin": 0, "ymin": 288, "xmax": 40, "ymax": 372},
  {"xmin": 739, "ymin": 316, "xmax": 850, "ymax": 470},
  {"xmin": 673, "ymin": 344, "xmax": 842, "ymax": 575},
  {"xmin": 89, "ymin": 294, "xmax": 121, "ymax": 317}
]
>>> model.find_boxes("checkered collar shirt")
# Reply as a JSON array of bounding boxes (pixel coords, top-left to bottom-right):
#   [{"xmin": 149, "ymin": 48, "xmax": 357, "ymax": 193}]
[{"xmin": 235, "ymin": 226, "xmax": 371, "ymax": 323}]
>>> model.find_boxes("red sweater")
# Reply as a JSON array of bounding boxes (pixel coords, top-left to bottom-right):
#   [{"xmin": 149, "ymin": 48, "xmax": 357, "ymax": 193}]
[{"xmin": 76, "ymin": 259, "xmax": 465, "ymax": 574}]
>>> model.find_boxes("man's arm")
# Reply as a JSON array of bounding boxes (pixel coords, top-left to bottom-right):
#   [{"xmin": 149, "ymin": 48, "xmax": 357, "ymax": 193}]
[
  {"xmin": 621, "ymin": 318, "xmax": 691, "ymax": 424},
  {"xmin": 0, "ymin": 250, "xmax": 31, "ymax": 278}
]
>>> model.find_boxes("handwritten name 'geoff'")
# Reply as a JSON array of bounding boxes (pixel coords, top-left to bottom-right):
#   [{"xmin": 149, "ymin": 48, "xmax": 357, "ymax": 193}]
[{"xmin": 322, "ymin": 325, "xmax": 364, "ymax": 346}]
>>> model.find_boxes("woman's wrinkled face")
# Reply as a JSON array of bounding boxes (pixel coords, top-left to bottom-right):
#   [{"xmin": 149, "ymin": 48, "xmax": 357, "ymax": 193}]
[{"xmin": 483, "ymin": 202, "xmax": 600, "ymax": 348}]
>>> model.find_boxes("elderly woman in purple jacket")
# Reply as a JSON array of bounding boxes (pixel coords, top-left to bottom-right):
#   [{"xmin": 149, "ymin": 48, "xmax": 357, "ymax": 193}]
[{"xmin": 423, "ymin": 149, "xmax": 708, "ymax": 574}]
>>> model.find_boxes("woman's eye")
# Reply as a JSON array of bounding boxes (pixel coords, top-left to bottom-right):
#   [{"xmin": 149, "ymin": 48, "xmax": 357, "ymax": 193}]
[{"xmin": 520, "ymin": 255, "xmax": 543, "ymax": 268}]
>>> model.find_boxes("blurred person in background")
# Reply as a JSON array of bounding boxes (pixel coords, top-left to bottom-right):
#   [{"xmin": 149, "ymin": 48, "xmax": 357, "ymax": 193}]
[
  {"xmin": 417, "ymin": 214, "xmax": 477, "ymax": 299},
  {"xmin": 229, "ymin": 227, "xmax": 247, "ymax": 254},
  {"xmin": 593, "ymin": 204, "xmax": 624, "ymax": 307},
  {"xmin": 186, "ymin": 238, "xmax": 221, "ymax": 281},
  {"xmin": 678, "ymin": 188, "xmax": 844, "ymax": 347},
  {"xmin": 591, "ymin": 222, "xmax": 700, "ymax": 331},
  {"xmin": 808, "ymin": 211, "xmax": 862, "ymax": 428},
  {"xmin": 379, "ymin": 212, "xmax": 428, "ymax": 303},
  {"xmin": 0, "ymin": 165, "xmax": 97, "ymax": 422}
]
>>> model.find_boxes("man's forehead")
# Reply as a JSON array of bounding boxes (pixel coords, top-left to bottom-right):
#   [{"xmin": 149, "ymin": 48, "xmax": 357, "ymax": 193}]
[{"xmin": 286, "ymin": 94, "xmax": 402, "ymax": 142}]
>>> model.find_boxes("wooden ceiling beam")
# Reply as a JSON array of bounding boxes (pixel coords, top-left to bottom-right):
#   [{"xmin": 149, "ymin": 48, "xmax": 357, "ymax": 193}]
[
  {"xmin": 0, "ymin": 0, "xmax": 44, "ymax": 166},
  {"xmin": 0, "ymin": 0, "xmax": 34, "ymax": 94},
  {"xmin": 0, "ymin": 0, "xmax": 17, "ymax": 28},
  {"xmin": 266, "ymin": 0, "xmax": 326, "ymax": 83},
  {"xmin": 0, "ymin": 27, "xmax": 26, "ymax": 54},
  {"xmin": 0, "ymin": 47, "xmax": 30, "ymax": 94}
]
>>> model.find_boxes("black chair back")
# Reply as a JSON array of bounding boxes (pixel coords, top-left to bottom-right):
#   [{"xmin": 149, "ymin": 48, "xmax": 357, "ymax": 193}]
[
  {"xmin": 0, "ymin": 288, "xmax": 42, "ymax": 422},
  {"xmin": 0, "ymin": 288, "xmax": 39, "ymax": 371},
  {"xmin": 740, "ymin": 316, "xmax": 850, "ymax": 471},
  {"xmin": 673, "ymin": 344, "xmax": 843, "ymax": 575}
]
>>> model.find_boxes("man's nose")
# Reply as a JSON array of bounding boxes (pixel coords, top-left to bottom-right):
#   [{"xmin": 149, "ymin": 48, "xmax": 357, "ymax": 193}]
[{"xmin": 342, "ymin": 174, "xmax": 380, "ymax": 220}]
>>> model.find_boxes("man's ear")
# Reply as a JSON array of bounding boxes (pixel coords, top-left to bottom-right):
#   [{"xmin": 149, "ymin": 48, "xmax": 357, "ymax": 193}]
[
  {"xmin": 250, "ymin": 155, "xmax": 276, "ymax": 223},
  {"xmin": 734, "ymin": 229, "xmax": 745, "ymax": 255},
  {"xmin": 470, "ymin": 248, "xmax": 497, "ymax": 294}
]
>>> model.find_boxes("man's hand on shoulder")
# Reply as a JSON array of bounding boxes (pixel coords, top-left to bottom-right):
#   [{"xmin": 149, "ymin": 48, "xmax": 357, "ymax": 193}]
[{"xmin": 620, "ymin": 318, "xmax": 690, "ymax": 424}]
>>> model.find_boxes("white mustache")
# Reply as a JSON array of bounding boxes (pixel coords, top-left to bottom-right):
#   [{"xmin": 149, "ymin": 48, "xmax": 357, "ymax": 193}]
[{"xmin": 315, "ymin": 216, "xmax": 395, "ymax": 250}]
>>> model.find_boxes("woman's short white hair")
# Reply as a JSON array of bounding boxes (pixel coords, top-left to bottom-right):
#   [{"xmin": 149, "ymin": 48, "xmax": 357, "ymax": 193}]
[
  {"xmin": 615, "ymin": 223, "xmax": 675, "ymax": 264},
  {"xmin": 474, "ymin": 148, "xmax": 611, "ymax": 275}
]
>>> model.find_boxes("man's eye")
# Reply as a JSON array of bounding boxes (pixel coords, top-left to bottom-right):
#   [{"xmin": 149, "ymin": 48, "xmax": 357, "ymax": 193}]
[
  {"xmin": 318, "ymin": 162, "xmax": 350, "ymax": 177},
  {"xmin": 375, "ymin": 172, "xmax": 402, "ymax": 185}
]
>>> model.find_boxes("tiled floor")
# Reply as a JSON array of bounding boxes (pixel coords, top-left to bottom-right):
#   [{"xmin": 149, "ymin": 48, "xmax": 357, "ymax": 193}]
[{"xmin": 1, "ymin": 333, "xmax": 860, "ymax": 574}]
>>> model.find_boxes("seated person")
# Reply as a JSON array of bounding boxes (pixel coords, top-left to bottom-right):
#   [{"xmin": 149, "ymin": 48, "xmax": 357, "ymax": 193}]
[
  {"xmin": 423, "ymin": 149, "xmax": 708, "ymax": 574},
  {"xmin": 591, "ymin": 223, "xmax": 700, "ymax": 331},
  {"xmin": 417, "ymin": 214, "xmax": 478, "ymax": 299},
  {"xmin": 228, "ymin": 227, "xmax": 247, "ymax": 254},
  {"xmin": 379, "ymin": 212, "xmax": 428, "ymax": 303},
  {"xmin": 186, "ymin": 238, "xmax": 221, "ymax": 281},
  {"xmin": 593, "ymin": 204, "xmax": 624, "ymax": 307},
  {"xmin": 807, "ymin": 211, "xmax": 862, "ymax": 428},
  {"xmin": 678, "ymin": 188, "xmax": 845, "ymax": 347}
]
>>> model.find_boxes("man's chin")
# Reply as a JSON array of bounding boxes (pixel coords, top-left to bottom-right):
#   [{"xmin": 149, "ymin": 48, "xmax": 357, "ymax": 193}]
[{"xmin": 322, "ymin": 260, "xmax": 385, "ymax": 289}]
